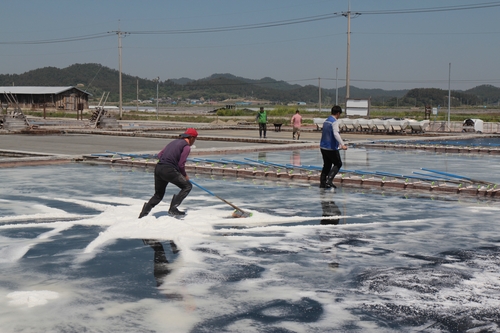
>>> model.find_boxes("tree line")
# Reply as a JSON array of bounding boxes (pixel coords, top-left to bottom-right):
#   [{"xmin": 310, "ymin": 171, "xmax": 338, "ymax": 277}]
[{"xmin": 1, "ymin": 63, "xmax": 498, "ymax": 107}]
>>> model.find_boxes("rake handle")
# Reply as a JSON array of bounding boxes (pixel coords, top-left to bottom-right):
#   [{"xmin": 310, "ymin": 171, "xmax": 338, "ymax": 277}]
[{"xmin": 191, "ymin": 180, "xmax": 248, "ymax": 214}]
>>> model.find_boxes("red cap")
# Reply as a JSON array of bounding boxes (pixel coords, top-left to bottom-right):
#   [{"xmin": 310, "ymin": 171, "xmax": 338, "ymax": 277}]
[{"xmin": 180, "ymin": 128, "xmax": 198, "ymax": 138}]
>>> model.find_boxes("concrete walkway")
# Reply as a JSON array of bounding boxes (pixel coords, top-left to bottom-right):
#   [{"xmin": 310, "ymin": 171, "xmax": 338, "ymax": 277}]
[{"xmin": 0, "ymin": 121, "xmax": 411, "ymax": 157}]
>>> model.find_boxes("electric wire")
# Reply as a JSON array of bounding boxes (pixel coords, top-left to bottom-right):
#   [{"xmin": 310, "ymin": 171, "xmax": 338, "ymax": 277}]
[
  {"xmin": 0, "ymin": 33, "xmax": 111, "ymax": 45},
  {"xmin": 358, "ymin": 2, "xmax": 500, "ymax": 15},
  {"xmin": 2, "ymin": 2, "xmax": 500, "ymax": 44}
]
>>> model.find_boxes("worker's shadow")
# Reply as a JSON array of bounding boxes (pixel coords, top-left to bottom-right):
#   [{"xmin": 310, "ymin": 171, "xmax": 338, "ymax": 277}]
[
  {"xmin": 153, "ymin": 211, "xmax": 170, "ymax": 218},
  {"xmin": 320, "ymin": 198, "xmax": 341, "ymax": 225}
]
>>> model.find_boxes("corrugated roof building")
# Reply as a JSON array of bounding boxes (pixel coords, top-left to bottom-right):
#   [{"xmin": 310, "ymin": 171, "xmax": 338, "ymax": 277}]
[{"xmin": 0, "ymin": 86, "xmax": 91, "ymax": 111}]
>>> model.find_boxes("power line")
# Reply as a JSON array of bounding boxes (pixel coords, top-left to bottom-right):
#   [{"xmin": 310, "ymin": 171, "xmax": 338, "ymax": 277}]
[
  {"xmin": 2, "ymin": 2, "xmax": 499, "ymax": 44},
  {"xmin": 126, "ymin": 13, "xmax": 344, "ymax": 35},
  {"xmin": 0, "ymin": 33, "xmax": 111, "ymax": 45},
  {"xmin": 355, "ymin": 31, "xmax": 500, "ymax": 36},
  {"xmin": 358, "ymin": 2, "xmax": 500, "ymax": 15}
]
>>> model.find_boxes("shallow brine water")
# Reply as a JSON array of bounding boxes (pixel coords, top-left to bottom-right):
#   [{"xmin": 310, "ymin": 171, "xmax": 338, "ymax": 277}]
[
  {"xmin": 1, "ymin": 148, "xmax": 499, "ymax": 332},
  {"xmin": 385, "ymin": 136, "xmax": 500, "ymax": 148}
]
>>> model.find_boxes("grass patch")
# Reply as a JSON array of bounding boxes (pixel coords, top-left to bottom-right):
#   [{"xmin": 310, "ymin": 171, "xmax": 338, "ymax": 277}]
[
  {"xmin": 121, "ymin": 114, "xmax": 215, "ymax": 123},
  {"xmin": 21, "ymin": 107, "xmax": 500, "ymax": 123}
]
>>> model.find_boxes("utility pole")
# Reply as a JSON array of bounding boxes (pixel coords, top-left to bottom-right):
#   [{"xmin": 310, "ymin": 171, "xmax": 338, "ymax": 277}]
[
  {"xmin": 155, "ymin": 77, "xmax": 160, "ymax": 120},
  {"xmin": 447, "ymin": 62, "xmax": 451, "ymax": 131},
  {"xmin": 318, "ymin": 77, "xmax": 321, "ymax": 112},
  {"xmin": 110, "ymin": 23, "xmax": 128, "ymax": 120},
  {"xmin": 335, "ymin": 67, "xmax": 338, "ymax": 105},
  {"xmin": 344, "ymin": 1, "xmax": 351, "ymax": 101},
  {"xmin": 118, "ymin": 30, "xmax": 123, "ymax": 120}
]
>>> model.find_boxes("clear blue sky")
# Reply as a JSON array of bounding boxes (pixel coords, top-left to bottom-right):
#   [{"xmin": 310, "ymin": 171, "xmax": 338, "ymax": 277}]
[{"xmin": 1, "ymin": 0, "xmax": 499, "ymax": 90}]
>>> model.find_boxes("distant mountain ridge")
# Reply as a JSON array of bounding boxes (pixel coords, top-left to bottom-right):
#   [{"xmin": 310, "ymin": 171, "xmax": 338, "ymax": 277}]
[{"xmin": 0, "ymin": 63, "xmax": 498, "ymax": 106}]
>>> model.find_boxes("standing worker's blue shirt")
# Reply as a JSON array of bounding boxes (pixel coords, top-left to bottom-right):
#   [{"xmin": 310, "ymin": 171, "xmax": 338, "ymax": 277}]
[{"xmin": 320, "ymin": 115, "xmax": 340, "ymax": 150}]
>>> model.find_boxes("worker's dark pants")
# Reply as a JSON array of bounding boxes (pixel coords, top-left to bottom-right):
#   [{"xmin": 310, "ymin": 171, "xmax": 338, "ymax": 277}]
[
  {"xmin": 259, "ymin": 123, "xmax": 267, "ymax": 138},
  {"xmin": 320, "ymin": 149, "xmax": 342, "ymax": 187},
  {"xmin": 146, "ymin": 164, "xmax": 192, "ymax": 210}
]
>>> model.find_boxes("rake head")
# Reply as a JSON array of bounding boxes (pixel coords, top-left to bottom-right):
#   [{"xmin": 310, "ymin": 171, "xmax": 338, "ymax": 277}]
[{"xmin": 231, "ymin": 209, "xmax": 252, "ymax": 218}]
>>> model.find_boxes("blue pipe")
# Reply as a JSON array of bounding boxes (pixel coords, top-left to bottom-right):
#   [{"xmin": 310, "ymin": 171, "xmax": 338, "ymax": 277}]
[
  {"xmin": 375, "ymin": 171, "xmax": 441, "ymax": 182},
  {"xmin": 221, "ymin": 158, "xmax": 261, "ymax": 166},
  {"xmin": 105, "ymin": 150, "xmax": 157, "ymax": 159},
  {"xmin": 412, "ymin": 171, "xmax": 453, "ymax": 181},
  {"xmin": 421, "ymin": 168, "xmax": 471, "ymax": 181}
]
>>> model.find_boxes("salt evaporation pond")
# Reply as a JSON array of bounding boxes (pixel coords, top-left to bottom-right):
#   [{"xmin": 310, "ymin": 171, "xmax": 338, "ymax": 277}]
[{"xmin": 1, "ymin": 148, "xmax": 500, "ymax": 332}]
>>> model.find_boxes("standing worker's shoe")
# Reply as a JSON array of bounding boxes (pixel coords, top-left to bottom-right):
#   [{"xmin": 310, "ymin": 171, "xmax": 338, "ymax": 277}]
[
  {"xmin": 325, "ymin": 181, "xmax": 336, "ymax": 189},
  {"xmin": 325, "ymin": 167, "xmax": 339, "ymax": 189}
]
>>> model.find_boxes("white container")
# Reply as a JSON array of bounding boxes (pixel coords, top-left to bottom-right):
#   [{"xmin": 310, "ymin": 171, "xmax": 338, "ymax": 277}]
[{"xmin": 472, "ymin": 119, "xmax": 484, "ymax": 133}]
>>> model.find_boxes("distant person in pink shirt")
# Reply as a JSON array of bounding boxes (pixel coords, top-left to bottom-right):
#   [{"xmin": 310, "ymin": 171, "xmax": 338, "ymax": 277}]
[{"xmin": 291, "ymin": 109, "xmax": 302, "ymax": 140}]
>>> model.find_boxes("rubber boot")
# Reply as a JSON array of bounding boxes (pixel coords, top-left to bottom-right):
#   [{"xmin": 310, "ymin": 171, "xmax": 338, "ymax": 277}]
[
  {"xmin": 168, "ymin": 194, "xmax": 185, "ymax": 216},
  {"xmin": 326, "ymin": 166, "xmax": 339, "ymax": 188},
  {"xmin": 320, "ymin": 173, "xmax": 327, "ymax": 188},
  {"xmin": 138, "ymin": 202, "xmax": 153, "ymax": 218}
]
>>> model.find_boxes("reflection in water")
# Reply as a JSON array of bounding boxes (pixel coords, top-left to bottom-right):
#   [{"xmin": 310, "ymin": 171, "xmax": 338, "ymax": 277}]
[
  {"xmin": 142, "ymin": 239, "xmax": 178, "ymax": 287},
  {"xmin": 290, "ymin": 150, "xmax": 301, "ymax": 166},
  {"xmin": 142, "ymin": 240, "xmax": 197, "ymax": 308},
  {"xmin": 320, "ymin": 194, "xmax": 341, "ymax": 225},
  {"xmin": 258, "ymin": 151, "xmax": 267, "ymax": 161},
  {"xmin": 319, "ymin": 192, "xmax": 342, "ymax": 269}
]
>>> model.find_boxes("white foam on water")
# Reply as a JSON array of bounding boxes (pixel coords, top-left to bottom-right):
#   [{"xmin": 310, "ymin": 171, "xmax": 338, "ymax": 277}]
[
  {"xmin": 0, "ymin": 203, "xmax": 83, "ymax": 223},
  {"xmin": 7, "ymin": 290, "xmax": 59, "ymax": 308},
  {"xmin": 1, "ymin": 162, "xmax": 500, "ymax": 332},
  {"xmin": 0, "ymin": 224, "xmax": 73, "ymax": 263}
]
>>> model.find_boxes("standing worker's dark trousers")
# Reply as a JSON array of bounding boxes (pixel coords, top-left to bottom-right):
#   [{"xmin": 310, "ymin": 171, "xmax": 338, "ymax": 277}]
[
  {"xmin": 320, "ymin": 148, "xmax": 342, "ymax": 188},
  {"xmin": 139, "ymin": 164, "xmax": 192, "ymax": 218},
  {"xmin": 259, "ymin": 123, "xmax": 267, "ymax": 138}
]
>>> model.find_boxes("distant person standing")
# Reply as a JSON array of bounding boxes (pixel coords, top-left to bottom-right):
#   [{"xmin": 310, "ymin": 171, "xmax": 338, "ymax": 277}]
[
  {"xmin": 255, "ymin": 107, "xmax": 267, "ymax": 138},
  {"xmin": 291, "ymin": 109, "xmax": 302, "ymax": 140},
  {"xmin": 320, "ymin": 106, "xmax": 347, "ymax": 189},
  {"xmin": 139, "ymin": 128, "xmax": 198, "ymax": 217}
]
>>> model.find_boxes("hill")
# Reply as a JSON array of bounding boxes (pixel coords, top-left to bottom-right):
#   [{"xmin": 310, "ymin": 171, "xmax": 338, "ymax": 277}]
[{"xmin": 1, "ymin": 63, "xmax": 499, "ymax": 106}]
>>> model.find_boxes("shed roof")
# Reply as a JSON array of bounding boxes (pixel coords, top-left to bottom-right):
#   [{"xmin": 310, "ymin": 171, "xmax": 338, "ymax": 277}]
[{"xmin": 0, "ymin": 86, "xmax": 90, "ymax": 95}]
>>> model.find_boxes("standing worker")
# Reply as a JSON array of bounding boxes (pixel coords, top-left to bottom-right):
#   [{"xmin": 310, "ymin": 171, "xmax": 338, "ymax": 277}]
[
  {"xmin": 256, "ymin": 107, "xmax": 267, "ymax": 138},
  {"xmin": 139, "ymin": 128, "xmax": 198, "ymax": 218},
  {"xmin": 291, "ymin": 109, "xmax": 302, "ymax": 140},
  {"xmin": 320, "ymin": 106, "xmax": 347, "ymax": 189}
]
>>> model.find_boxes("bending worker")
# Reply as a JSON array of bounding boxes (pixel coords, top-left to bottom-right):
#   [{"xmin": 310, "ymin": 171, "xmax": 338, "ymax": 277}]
[
  {"xmin": 320, "ymin": 106, "xmax": 347, "ymax": 189},
  {"xmin": 139, "ymin": 128, "xmax": 198, "ymax": 218}
]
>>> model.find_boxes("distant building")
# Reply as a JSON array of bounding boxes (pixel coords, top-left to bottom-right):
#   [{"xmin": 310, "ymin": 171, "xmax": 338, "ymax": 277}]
[{"xmin": 0, "ymin": 86, "xmax": 91, "ymax": 111}]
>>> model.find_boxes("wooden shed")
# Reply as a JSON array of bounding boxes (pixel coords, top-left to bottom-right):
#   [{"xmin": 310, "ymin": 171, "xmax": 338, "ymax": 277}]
[{"xmin": 0, "ymin": 86, "xmax": 91, "ymax": 111}]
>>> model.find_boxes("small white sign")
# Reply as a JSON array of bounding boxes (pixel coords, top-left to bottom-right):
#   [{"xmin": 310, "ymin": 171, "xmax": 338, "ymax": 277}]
[{"xmin": 346, "ymin": 99, "xmax": 370, "ymax": 117}]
